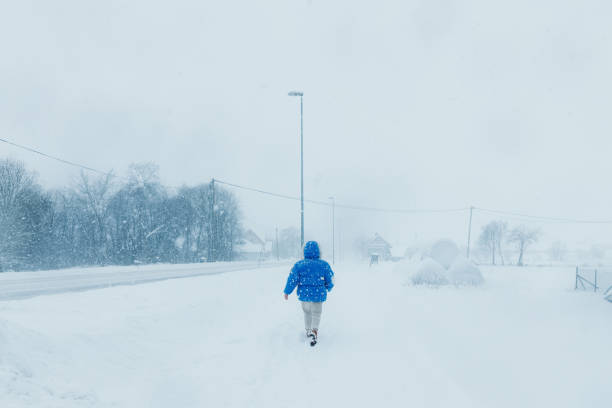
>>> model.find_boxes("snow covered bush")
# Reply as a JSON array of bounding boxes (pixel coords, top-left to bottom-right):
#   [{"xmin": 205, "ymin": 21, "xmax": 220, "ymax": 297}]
[
  {"xmin": 447, "ymin": 257, "xmax": 484, "ymax": 286},
  {"xmin": 411, "ymin": 258, "xmax": 449, "ymax": 286},
  {"xmin": 429, "ymin": 239, "xmax": 460, "ymax": 269}
]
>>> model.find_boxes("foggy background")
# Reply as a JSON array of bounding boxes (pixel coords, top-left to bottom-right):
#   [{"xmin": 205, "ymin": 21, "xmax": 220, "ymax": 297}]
[{"xmin": 2, "ymin": 0, "xmax": 612, "ymax": 262}]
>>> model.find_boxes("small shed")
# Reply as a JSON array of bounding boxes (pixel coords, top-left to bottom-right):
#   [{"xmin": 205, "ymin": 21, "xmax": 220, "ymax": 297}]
[{"xmin": 367, "ymin": 233, "xmax": 392, "ymax": 261}]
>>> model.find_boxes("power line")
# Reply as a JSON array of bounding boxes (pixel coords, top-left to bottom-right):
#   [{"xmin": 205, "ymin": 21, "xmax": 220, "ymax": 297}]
[
  {"xmin": 215, "ymin": 179, "xmax": 468, "ymax": 214},
  {"xmin": 334, "ymin": 202, "xmax": 468, "ymax": 214},
  {"xmin": 214, "ymin": 179, "xmax": 327, "ymax": 205},
  {"xmin": 474, "ymin": 207, "xmax": 612, "ymax": 224},
  {"xmin": 0, "ymin": 137, "xmax": 113, "ymax": 177},
  {"xmin": 4, "ymin": 137, "xmax": 612, "ymax": 223}
]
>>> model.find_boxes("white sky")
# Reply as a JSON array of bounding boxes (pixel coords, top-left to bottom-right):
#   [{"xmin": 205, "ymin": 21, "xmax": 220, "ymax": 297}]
[{"xmin": 2, "ymin": 0, "xmax": 612, "ymax": 255}]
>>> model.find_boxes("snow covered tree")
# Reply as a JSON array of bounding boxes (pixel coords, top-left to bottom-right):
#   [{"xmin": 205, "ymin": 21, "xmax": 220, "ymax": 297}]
[
  {"xmin": 495, "ymin": 221, "xmax": 508, "ymax": 265},
  {"xmin": 0, "ymin": 159, "xmax": 33, "ymax": 270},
  {"xmin": 478, "ymin": 221, "xmax": 507, "ymax": 265},
  {"xmin": 107, "ymin": 163, "xmax": 167, "ymax": 264},
  {"xmin": 211, "ymin": 187, "xmax": 242, "ymax": 261},
  {"xmin": 74, "ymin": 171, "xmax": 115, "ymax": 264},
  {"xmin": 47, "ymin": 190, "xmax": 83, "ymax": 268},
  {"xmin": 162, "ymin": 193, "xmax": 197, "ymax": 263},
  {"xmin": 508, "ymin": 225, "xmax": 540, "ymax": 266},
  {"xmin": 178, "ymin": 184, "xmax": 212, "ymax": 262},
  {"xmin": 478, "ymin": 223, "xmax": 497, "ymax": 264},
  {"xmin": 0, "ymin": 159, "xmax": 56, "ymax": 271},
  {"xmin": 0, "ymin": 158, "xmax": 244, "ymax": 270}
]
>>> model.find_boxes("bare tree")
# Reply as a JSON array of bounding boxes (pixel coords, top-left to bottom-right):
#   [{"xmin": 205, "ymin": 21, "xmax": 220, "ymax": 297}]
[
  {"xmin": 0, "ymin": 159, "xmax": 35, "ymax": 270},
  {"xmin": 508, "ymin": 225, "xmax": 540, "ymax": 266},
  {"xmin": 0, "ymin": 158, "xmax": 34, "ymax": 213},
  {"xmin": 478, "ymin": 223, "xmax": 497, "ymax": 264},
  {"xmin": 76, "ymin": 171, "xmax": 115, "ymax": 264},
  {"xmin": 495, "ymin": 221, "xmax": 508, "ymax": 265},
  {"xmin": 0, "ymin": 158, "xmax": 244, "ymax": 270},
  {"xmin": 108, "ymin": 163, "xmax": 166, "ymax": 264},
  {"xmin": 478, "ymin": 221, "xmax": 507, "ymax": 265}
]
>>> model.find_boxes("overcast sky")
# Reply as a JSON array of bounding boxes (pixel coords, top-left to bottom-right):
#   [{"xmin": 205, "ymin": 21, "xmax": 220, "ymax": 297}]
[{"xmin": 2, "ymin": 0, "xmax": 612, "ymax": 254}]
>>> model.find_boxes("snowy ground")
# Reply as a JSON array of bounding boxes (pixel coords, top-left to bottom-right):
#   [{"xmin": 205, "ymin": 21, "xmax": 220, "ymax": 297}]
[{"xmin": 1, "ymin": 263, "xmax": 611, "ymax": 407}]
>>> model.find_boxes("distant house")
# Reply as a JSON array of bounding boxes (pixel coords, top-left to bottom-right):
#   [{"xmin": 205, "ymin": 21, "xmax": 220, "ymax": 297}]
[
  {"xmin": 237, "ymin": 229, "xmax": 267, "ymax": 261},
  {"xmin": 367, "ymin": 233, "xmax": 392, "ymax": 261}
]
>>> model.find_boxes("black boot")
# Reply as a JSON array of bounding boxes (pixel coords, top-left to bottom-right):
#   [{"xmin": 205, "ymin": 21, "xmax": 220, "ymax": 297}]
[{"xmin": 310, "ymin": 329, "xmax": 318, "ymax": 346}]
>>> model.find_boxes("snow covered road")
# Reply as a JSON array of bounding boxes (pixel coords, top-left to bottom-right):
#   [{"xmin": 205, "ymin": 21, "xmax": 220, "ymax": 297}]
[
  {"xmin": 1, "ymin": 263, "xmax": 611, "ymax": 407},
  {"xmin": 0, "ymin": 262, "xmax": 286, "ymax": 300}
]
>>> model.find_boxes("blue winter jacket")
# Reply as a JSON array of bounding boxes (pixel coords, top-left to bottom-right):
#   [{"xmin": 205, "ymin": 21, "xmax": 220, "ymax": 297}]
[{"xmin": 284, "ymin": 241, "xmax": 334, "ymax": 302}]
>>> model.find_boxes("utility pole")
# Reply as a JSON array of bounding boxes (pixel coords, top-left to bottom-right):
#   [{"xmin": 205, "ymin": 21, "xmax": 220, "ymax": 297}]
[
  {"xmin": 466, "ymin": 206, "xmax": 474, "ymax": 259},
  {"xmin": 209, "ymin": 178, "xmax": 216, "ymax": 262},
  {"xmin": 288, "ymin": 91, "xmax": 304, "ymax": 248}
]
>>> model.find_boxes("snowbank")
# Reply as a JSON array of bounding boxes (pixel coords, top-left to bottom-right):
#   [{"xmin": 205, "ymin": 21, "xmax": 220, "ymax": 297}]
[
  {"xmin": 448, "ymin": 257, "xmax": 484, "ymax": 286},
  {"xmin": 411, "ymin": 258, "xmax": 449, "ymax": 285},
  {"xmin": 0, "ymin": 319, "xmax": 86, "ymax": 406}
]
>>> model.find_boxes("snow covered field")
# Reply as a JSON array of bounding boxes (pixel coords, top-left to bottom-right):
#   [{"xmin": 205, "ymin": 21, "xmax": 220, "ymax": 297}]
[{"xmin": 1, "ymin": 263, "xmax": 610, "ymax": 407}]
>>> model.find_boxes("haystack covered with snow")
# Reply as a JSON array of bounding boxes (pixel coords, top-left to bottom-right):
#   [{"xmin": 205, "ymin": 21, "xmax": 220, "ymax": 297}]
[
  {"xmin": 411, "ymin": 258, "xmax": 449, "ymax": 285},
  {"xmin": 448, "ymin": 257, "xmax": 484, "ymax": 286},
  {"xmin": 429, "ymin": 239, "xmax": 460, "ymax": 269},
  {"xmin": 408, "ymin": 239, "xmax": 484, "ymax": 287}
]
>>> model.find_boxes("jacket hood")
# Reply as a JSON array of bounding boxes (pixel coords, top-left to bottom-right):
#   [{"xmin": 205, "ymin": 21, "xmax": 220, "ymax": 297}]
[{"xmin": 303, "ymin": 241, "xmax": 320, "ymax": 259}]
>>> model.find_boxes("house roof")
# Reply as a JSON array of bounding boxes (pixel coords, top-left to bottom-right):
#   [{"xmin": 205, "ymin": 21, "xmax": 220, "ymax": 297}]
[
  {"xmin": 237, "ymin": 229, "xmax": 266, "ymax": 254},
  {"xmin": 368, "ymin": 233, "xmax": 392, "ymax": 249},
  {"xmin": 243, "ymin": 229, "xmax": 264, "ymax": 246}
]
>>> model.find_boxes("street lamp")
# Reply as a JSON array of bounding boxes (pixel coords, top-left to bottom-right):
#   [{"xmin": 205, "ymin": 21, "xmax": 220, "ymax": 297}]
[
  {"xmin": 288, "ymin": 90, "xmax": 304, "ymax": 248},
  {"xmin": 328, "ymin": 196, "xmax": 335, "ymax": 264}
]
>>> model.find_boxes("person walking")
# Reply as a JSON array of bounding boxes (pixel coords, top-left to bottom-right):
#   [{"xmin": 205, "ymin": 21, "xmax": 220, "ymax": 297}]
[{"xmin": 283, "ymin": 241, "xmax": 334, "ymax": 346}]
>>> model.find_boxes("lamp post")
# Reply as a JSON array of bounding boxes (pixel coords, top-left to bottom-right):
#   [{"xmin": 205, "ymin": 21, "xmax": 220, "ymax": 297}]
[
  {"xmin": 288, "ymin": 90, "xmax": 304, "ymax": 248},
  {"xmin": 328, "ymin": 196, "xmax": 335, "ymax": 264}
]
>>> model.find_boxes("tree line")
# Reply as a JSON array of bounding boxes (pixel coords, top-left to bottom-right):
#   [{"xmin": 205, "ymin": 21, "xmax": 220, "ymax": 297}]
[
  {"xmin": 0, "ymin": 159, "xmax": 242, "ymax": 272},
  {"xmin": 478, "ymin": 221, "xmax": 540, "ymax": 266}
]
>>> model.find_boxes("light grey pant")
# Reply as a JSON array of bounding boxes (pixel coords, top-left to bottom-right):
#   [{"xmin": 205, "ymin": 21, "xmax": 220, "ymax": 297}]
[{"xmin": 301, "ymin": 301, "xmax": 323, "ymax": 331}]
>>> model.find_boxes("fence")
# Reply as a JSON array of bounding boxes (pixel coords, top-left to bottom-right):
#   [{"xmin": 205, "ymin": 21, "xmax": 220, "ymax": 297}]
[{"xmin": 575, "ymin": 267, "xmax": 612, "ymax": 302}]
